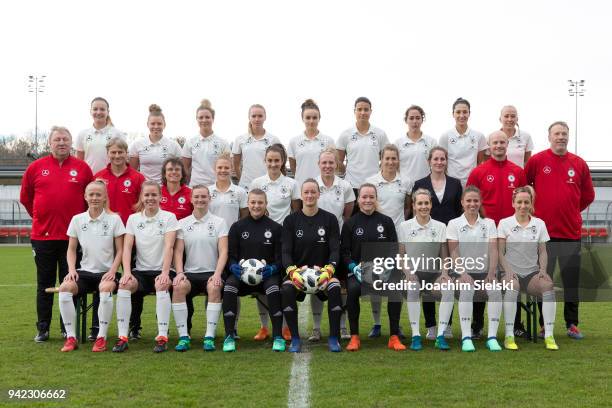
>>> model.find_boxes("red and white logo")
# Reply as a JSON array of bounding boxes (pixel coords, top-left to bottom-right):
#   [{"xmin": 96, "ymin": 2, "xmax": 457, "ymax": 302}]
[
  {"xmin": 69, "ymin": 170, "xmax": 78, "ymax": 177},
  {"xmin": 508, "ymin": 174, "xmax": 515, "ymax": 182},
  {"xmin": 178, "ymin": 197, "xmax": 186, "ymax": 204},
  {"xmin": 123, "ymin": 179, "xmax": 132, "ymax": 187},
  {"xmin": 41, "ymin": 169, "xmax": 49, "ymax": 176},
  {"xmin": 486, "ymin": 175, "xmax": 495, "ymax": 183},
  {"xmin": 160, "ymin": 197, "xmax": 168, "ymax": 203},
  {"xmin": 543, "ymin": 166, "xmax": 552, "ymax": 174}
]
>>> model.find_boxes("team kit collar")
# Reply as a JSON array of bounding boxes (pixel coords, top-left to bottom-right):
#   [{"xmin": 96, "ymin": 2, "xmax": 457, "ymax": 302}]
[
  {"xmin": 301, "ymin": 132, "xmax": 321, "ymax": 141},
  {"xmin": 452, "ymin": 127, "xmax": 472, "ymax": 138},
  {"xmin": 316, "ymin": 175, "xmax": 341, "ymax": 189},
  {"xmin": 511, "ymin": 215, "xmax": 535, "ymax": 230},
  {"xmin": 373, "ymin": 171, "xmax": 401, "ymax": 185},
  {"xmin": 351, "ymin": 126, "xmax": 374, "ymax": 136},
  {"xmin": 141, "ymin": 209, "xmax": 161, "ymax": 222},
  {"xmin": 458, "ymin": 213, "xmax": 485, "ymax": 229},
  {"xmin": 86, "ymin": 209, "xmax": 109, "ymax": 223},
  {"xmin": 403, "ymin": 134, "xmax": 425, "ymax": 144},
  {"xmin": 192, "ymin": 211, "xmax": 212, "ymax": 224}
]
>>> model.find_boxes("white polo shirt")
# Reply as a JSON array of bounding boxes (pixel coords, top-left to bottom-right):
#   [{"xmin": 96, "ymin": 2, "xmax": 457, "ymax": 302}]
[
  {"xmin": 177, "ymin": 212, "xmax": 229, "ymax": 273},
  {"xmin": 208, "ymin": 183, "xmax": 248, "ymax": 228},
  {"xmin": 337, "ymin": 125, "xmax": 389, "ymax": 188},
  {"xmin": 129, "ymin": 136, "xmax": 182, "ymax": 184},
  {"xmin": 231, "ymin": 132, "xmax": 281, "ymax": 189},
  {"xmin": 250, "ymin": 174, "xmax": 299, "ymax": 224},
  {"xmin": 287, "ymin": 133, "xmax": 335, "ymax": 186},
  {"xmin": 366, "ymin": 172, "xmax": 413, "ymax": 229},
  {"xmin": 446, "ymin": 214, "xmax": 497, "ymax": 274},
  {"xmin": 398, "ymin": 217, "xmax": 447, "ymax": 272},
  {"xmin": 67, "ymin": 210, "xmax": 125, "ymax": 274},
  {"xmin": 497, "ymin": 215, "xmax": 550, "ymax": 277},
  {"xmin": 316, "ymin": 175, "xmax": 355, "ymax": 230},
  {"xmin": 394, "ymin": 134, "xmax": 437, "ymax": 182},
  {"xmin": 439, "ymin": 128, "xmax": 487, "ymax": 186},
  {"xmin": 76, "ymin": 125, "xmax": 126, "ymax": 174},
  {"xmin": 125, "ymin": 209, "xmax": 179, "ymax": 271},
  {"xmin": 182, "ymin": 133, "xmax": 230, "ymax": 187},
  {"xmin": 507, "ymin": 129, "xmax": 534, "ymax": 168}
]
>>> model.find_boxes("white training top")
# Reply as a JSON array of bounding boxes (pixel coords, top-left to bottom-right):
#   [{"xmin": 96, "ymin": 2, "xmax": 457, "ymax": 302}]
[
  {"xmin": 208, "ymin": 182, "xmax": 248, "ymax": 228},
  {"xmin": 446, "ymin": 214, "xmax": 497, "ymax": 274},
  {"xmin": 126, "ymin": 209, "xmax": 179, "ymax": 271},
  {"xmin": 507, "ymin": 129, "xmax": 534, "ymax": 169},
  {"xmin": 394, "ymin": 134, "xmax": 437, "ymax": 182},
  {"xmin": 76, "ymin": 125, "xmax": 126, "ymax": 174},
  {"xmin": 177, "ymin": 211, "xmax": 229, "ymax": 273},
  {"xmin": 439, "ymin": 128, "xmax": 487, "ymax": 186},
  {"xmin": 250, "ymin": 174, "xmax": 299, "ymax": 225},
  {"xmin": 129, "ymin": 136, "xmax": 182, "ymax": 184},
  {"xmin": 316, "ymin": 175, "xmax": 355, "ymax": 231},
  {"xmin": 366, "ymin": 172, "xmax": 413, "ymax": 229},
  {"xmin": 67, "ymin": 210, "xmax": 125, "ymax": 274},
  {"xmin": 182, "ymin": 133, "xmax": 230, "ymax": 187},
  {"xmin": 398, "ymin": 217, "xmax": 447, "ymax": 272},
  {"xmin": 337, "ymin": 125, "xmax": 389, "ymax": 188},
  {"xmin": 497, "ymin": 215, "xmax": 550, "ymax": 277},
  {"xmin": 287, "ymin": 132, "xmax": 335, "ymax": 186},
  {"xmin": 231, "ymin": 132, "xmax": 281, "ymax": 189}
]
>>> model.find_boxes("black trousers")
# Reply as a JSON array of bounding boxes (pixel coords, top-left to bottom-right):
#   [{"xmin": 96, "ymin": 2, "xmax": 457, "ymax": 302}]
[
  {"xmin": 346, "ymin": 275, "xmax": 401, "ymax": 336},
  {"xmin": 539, "ymin": 239, "xmax": 581, "ymax": 327},
  {"xmin": 31, "ymin": 240, "xmax": 68, "ymax": 332}
]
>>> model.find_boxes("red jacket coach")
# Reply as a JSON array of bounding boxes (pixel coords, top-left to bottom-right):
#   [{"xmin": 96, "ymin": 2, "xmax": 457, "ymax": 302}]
[
  {"xmin": 20, "ymin": 126, "xmax": 93, "ymax": 342},
  {"xmin": 525, "ymin": 121, "xmax": 594, "ymax": 338},
  {"xmin": 467, "ymin": 130, "xmax": 526, "ymax": 225}
]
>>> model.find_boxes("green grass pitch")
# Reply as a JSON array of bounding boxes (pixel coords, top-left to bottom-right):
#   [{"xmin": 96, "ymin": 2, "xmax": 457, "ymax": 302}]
[{"xmin": 0, "ymin": 246, "xmax": 610, "ymax": 407}]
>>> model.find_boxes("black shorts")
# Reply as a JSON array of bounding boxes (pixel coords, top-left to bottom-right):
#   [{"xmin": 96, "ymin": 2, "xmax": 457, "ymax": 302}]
[
  {"xmin": 76, "ymin": 271, "xmax": 105, "ymax": 295},
  {"xmin": 236, "ymin": 275, "xmax": 280, "ymax": 297},
  {"xmin": 133, "ymin": 270, "xmax": 176, "ymax": 294},
  {"xmin": 185, "ymin": 272, "xmax": 214, "ymax": 296},
  {"xmin": 511, "ymin": 271, "xmax": 538, "ymax": 293}
]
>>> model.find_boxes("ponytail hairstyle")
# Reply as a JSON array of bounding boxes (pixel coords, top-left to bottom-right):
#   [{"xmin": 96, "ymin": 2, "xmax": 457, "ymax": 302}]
[
  {"xmin": 318, "ymin": 147, "xmax": 338, "ymax": 168},
  {"xmin": 134, "ymin": 181, "xmax": 161, "ymax": 212},
  {"xmin": 91, "ymin": 97, "xmax": 113, "ymax": 127},
  {"xmin": 461, "ymin": 185, "xmax": 486, "ymax": 218},
  {"xmin": 512, "ymin": 186, "xmax": 536, "ymax": 215},
  {"xmin": 357, "ymin": 182, "xmax": 381, "ymax": 212},
  {"xmin": 148, "ymin": 104, "xmax": 165, "ymax": 123},
  {"xmin": 427, "ymin": 146, "xmax": 449, "ymax": 175},
  {"xmin": 196, "ymin": 98, "xmax": 215, "ymax": 118},
  {"xmin": 301, "ymin": 98, "xmax": 320, "ymax": 118},
  {"xmin": 404, "ymin": 105, "xmax": 426, "ymax": 122},
  {"xmin": 265, "ymin": 143, "xmax": 288, "ymax": 176},
  {"xmin": 248, "ymin": 104, "xmax": 266, "ymax": 135},
  {"xmin": 452, "ymin": 97, "xmax": 471, "ymax": 112},
  {"xmin": 86, "ymin": 179, "xmax": 113, "ymax": 213},
  {"xmin": 215, "ymin": 152, "xmax": 232, "ymax": 167}
]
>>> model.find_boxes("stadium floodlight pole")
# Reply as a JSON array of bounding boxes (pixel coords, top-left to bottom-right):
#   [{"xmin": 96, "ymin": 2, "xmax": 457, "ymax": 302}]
[
  {"xmin": 27, "ymin": 74, "xmax": 46, "ymax": 153},
  {"xmin": 568, "ymin": 79, "xmax": 585, "ymax": 155}
]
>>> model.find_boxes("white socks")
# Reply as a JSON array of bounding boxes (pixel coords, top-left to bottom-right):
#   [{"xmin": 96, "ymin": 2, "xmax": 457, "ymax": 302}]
[
  {"xmin": 370, "ymin": 295, "xmax": 382, "ymax": 325},
  {"xmin": 205, "ymin": 302, "xmax": 222, "ymax": 338},
  {"xmin": 59, "ymin": 292, "xmax": 76, "ymax": 338},
  {"xmin": 406, "ymin": 286, "xmax": 421, "ymax": 337},
  {"xmin": 172, "ymin": 302, "xmax": 188, "ymax": 338},
  {"xmin": 156, "ymin": 291, "xmax": 171, "ymax": 338},
  {"xmin": 437, "ymin": 289, "xmax": 454, "ymax": 337},
  {"xmin": 486, "ymin": 290, "xmax": 502, "ymax": 339},
  {"xmin": 503, "ymin": 290, "xmax": 519, "ymax": 337},
  {"xmin": 542, "ymin": 291, "xmax": 556, "ymax": 337},
  {"xmin": 311, "ymin": 295, "xmax": 323, "ymax": 330},
  {"xmin": 458, "ymin": 289, "xmax": 474, "ymax": 339},
  {"xmin": 116, "ymin": 289, "xmax": 131, "ymax": 338},
  {"xmin": 98, "ymin": 292, "xmax": 114, "ymax": 339}
]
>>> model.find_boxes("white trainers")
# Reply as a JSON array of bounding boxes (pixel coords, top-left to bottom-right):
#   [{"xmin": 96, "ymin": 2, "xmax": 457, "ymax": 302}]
[
  {"xmin": 444, "ymin": 325, "xmax": 453, "ymax": 339},
  {"xmin": 308, "ymin": 328, "xmax": 321, "ymax": 342},
  {"xmin": 426, "ymin": 326, "xmax": 437, "ymax": 340},
  {"xmin": 340, "ymin": 327, "xmax": 351, "ymax": 340}
]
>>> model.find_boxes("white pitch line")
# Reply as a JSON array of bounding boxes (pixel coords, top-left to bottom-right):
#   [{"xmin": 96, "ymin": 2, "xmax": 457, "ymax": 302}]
[{"xmin": 287, "ymin": 295, "xmax": 311, "ymax": 408}]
